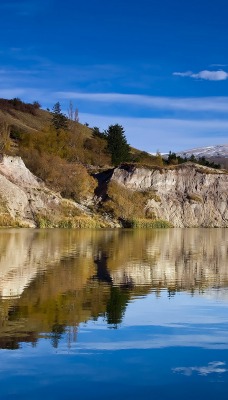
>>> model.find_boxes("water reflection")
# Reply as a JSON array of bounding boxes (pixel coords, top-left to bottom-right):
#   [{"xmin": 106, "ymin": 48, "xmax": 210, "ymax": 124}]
[{"xmin": 0, "ymin": 228, "xmax": 227, "ymax": 349}]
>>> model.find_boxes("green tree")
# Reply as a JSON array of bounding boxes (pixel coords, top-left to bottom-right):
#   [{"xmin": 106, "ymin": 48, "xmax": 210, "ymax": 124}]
[
  {"xmin": 51, "ymin": 102, "xmax": 68, "ymax": 131},
  {"xmin": 167, "ymin": 151, "xmax": 178, "ymax": 165},
  {"xmin": 106, "ymin": 124, "xmax": 130, "ymax": 165},
  {"xmin": 92, "ymin": 126, "xmax": 106, "ymax": 139}
]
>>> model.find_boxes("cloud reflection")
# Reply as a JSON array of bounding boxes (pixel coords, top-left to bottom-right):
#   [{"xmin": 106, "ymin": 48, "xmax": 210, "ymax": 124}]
[{"xmin": 173, "ymin": 361, "xmax": 227, "ymax": 376}]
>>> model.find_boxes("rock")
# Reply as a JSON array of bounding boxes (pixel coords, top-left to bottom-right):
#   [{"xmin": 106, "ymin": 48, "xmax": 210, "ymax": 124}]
[
  {"xmin": 0, "ymin": 155, "xmax": 75, "ymax": 227},
  {"xmin": 1, "ymin": 155, "xmax": 227, "ymax": 228},
  {"xmin": 111, "ymin": 163, "xmax": 228, "ymax": 227}
]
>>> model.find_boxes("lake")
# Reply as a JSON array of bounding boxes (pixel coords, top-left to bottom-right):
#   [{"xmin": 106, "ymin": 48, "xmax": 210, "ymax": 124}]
[{"xmin": 0, "ymin": 228, "xmax": 228, "ymax": 399}]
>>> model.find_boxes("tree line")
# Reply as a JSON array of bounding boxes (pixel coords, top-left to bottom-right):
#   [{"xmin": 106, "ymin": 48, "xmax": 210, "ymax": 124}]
[{"xmin": 166, "ymin": 151, "xmax": 221, "ymax": 169}]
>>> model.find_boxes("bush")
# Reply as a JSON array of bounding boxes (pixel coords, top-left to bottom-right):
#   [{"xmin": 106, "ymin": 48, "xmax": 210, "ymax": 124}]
[
  {"xmin": 0, "ymin": 98, "xmax": 40, "ymax": 115},
  {"xmin": 21, "ymin": 150, "xmax": 97, "ymax": 202},
  {"xmin": 128, "ymin": 218, "xmax": 173, "ymax": 228},
  {"xmin": 103, "ymin": 181, "xmax": 146, "ymax": 220}
]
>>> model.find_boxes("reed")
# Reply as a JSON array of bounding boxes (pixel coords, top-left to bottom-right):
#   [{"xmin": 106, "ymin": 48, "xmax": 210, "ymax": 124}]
[{"xmin": 128, "ymin": 218, "xmax": 172, "ymax": 228}]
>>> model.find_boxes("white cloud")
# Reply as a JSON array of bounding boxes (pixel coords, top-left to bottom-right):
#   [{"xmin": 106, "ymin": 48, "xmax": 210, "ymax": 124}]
[
  {"xmin": 173, "ymin": 70, "xmax": 228, "ymax": 81},
  {"xmin": 79, "ymin": 112, "xmax": 228, "ymax": 152},
  {"xmin": 173, "ymin": 71, "xmax": 193, "ymax": 77},
  {"xmin": 57, "ymin": 91, "xmax": 228, "ymax": 113},
  {"xmin": 192, "ymin": 70, "xmax": 228, "ymax": 80},
  {"xmin": 210, "ymin": 64, "xmax": 228, "ymax": 67}
]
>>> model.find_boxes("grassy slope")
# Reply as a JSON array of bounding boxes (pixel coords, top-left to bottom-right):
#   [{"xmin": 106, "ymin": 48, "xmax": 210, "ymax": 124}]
[{"xmin": 1, "ymin": 100, "xmax": 226, "ymax": 228}]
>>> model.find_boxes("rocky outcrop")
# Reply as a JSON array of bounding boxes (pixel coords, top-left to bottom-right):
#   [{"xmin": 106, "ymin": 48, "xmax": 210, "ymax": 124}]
[
  {"xmin": 0, "ymin": 154, "xmax": 84, "ymax": 227},
  {"xmin": 1, "ymin": 155, "xmax": 227, "ymax": 228},
  {"xmin": 111, "ymin": 163, "xmax": 228, "ymax": 227}
]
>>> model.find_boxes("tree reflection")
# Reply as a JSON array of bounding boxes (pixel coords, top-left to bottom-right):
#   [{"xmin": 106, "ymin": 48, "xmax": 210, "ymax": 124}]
[
  {"xmin": 106, "ymin": 286, "xmax": 131, "ymax": 328},
  {"xmin": 0, "ymin": 228, "xmax": 227, "ymax": 349},
  {"xmin": 51, "ymin": 323, "xmax": 66, "ymax": 349},
  {"xmin": 93, "ymin": 252, "xmax": 112, "ymax": 284},
  {"xmin": 93, "ymin": 250, "xmax": 131, "ymax": 328}
]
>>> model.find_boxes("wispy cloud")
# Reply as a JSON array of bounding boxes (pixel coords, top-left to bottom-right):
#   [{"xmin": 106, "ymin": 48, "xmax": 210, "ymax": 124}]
[
  {"xmin": 210, "ymin": 64, "xmax": 228, "ymax": 67},
  {"xmin": 173, "ymin": 361, "xmax": 227, "ymax": 376},
  {"xmin": 61, "ymin": 334, "xmax": 228, "ymax": 351},
  {"xmin": 79, "ymin": 113, "xmax": 228, "ymax": 152},
  {"xmin": 173, "ymin": 70, "xmax": 228, "ymax": 81},
  {"xmin": 0, "ymin": 88, "xmax": 46, "ymax": 101},
  {"xmin": 57, "ymin": 91, "xmax": 228, "ymax": 113}
]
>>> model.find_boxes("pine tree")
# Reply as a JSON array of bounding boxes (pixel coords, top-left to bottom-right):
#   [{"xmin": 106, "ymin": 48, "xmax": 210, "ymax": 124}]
[
  {"xmin": 51, "ymin": 102, "xmax": 68, "ymax": 131},
  {"xmin": 106, "ymin": 124, "xmax": 130, "ymax": 165}
]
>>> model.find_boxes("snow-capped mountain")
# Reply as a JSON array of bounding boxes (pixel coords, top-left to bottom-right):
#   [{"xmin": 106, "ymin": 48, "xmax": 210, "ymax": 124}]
[{"xmin": 176, "ymin": 144, "xmax": 228, "ymax": 159}]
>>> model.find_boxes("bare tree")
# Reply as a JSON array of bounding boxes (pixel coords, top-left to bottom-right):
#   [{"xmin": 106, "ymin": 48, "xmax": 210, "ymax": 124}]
[{"xmin": 68, "ymin": 101, "xmax": 79, "ymax": 123}]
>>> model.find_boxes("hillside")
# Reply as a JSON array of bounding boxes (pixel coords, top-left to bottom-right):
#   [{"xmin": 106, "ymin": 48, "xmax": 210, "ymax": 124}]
[{"xmin": 0, "ymin": 98, "xmax": 227, "ymax": 228}]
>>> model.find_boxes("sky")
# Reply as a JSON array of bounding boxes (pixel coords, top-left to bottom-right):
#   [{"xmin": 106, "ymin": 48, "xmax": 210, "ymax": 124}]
[{"xmin": 0, "ymin": 0, "xmax": 228, "ymax": 152}]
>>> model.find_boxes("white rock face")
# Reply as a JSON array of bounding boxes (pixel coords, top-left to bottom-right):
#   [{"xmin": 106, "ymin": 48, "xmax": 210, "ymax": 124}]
[
  {"xmin": 0, "ymin": 155, "xmax": 62, "ymax": 227},
  {"xmin": 111, "ymin": 163, "xmax": 228, "ymax": 227},
  {"xmin": 0, "ymin": 155, "xmax": 40, "ymax": 187}
]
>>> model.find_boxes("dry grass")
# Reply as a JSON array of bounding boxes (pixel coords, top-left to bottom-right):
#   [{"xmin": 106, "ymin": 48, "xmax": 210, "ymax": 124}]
[
  {"xmin": 35, "ymin": 214, "xmax": 102, "ymax": 228},
  {"xmin": 103, "ymin": 181, "xmax": 146, "ymax": 220},
  {"xmin": 0, "ymin": 213, "xmax": 26, "ymax": 228},
  {"xmin": 128, "ymin": 218, "xmax": 173, "ymax": 228},
  {"xmin": 102, "ymin": 181, "xmax": 162, "ymax": 221},
  {"xmin": 187, "ymin": 193, "xmax": 203, "ymax": 203}
]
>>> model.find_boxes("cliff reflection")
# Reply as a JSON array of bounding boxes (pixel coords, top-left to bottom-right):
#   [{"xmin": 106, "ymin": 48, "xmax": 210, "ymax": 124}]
[{"xmin": 0, "ymin": 228, "xmax": 227, "ymax": 349}]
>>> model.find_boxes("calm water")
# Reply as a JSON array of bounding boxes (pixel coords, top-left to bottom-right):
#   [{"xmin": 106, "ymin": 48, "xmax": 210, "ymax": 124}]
[{"xmin": 0, "ymin": 228, "xmax": 228, "ymax": 399}]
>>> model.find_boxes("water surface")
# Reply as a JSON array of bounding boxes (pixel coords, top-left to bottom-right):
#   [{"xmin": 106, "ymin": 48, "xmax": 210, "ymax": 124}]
[{"xmin": 0, "ymin": 228, "xmax": 228, "ymax": 399}]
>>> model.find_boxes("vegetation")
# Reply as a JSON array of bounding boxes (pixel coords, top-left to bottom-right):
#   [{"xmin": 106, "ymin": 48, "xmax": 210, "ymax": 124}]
[
  {"xmin": 20, "ymin": 150, "xmax": 96, "ymax": 202},
  {"xmin": 187, "ymin": 193, "xmax": 203, "ymax": 203},
  {"xmin": 106, "ymin": 124, "xmax": 131, "ymax": 165},
  {"xmin": 131, "ymin": 150, "xmax": 164, "ymax": 166},
  {"xmin": 1, "ymin": 97, "xmax": 225, "ymax": 230},
  {"xmin": 35, "ymin": 215, "xmax": 101, "ymax": 229},
  {"xmin": 103, "ymin": 181, "xmax": 147, "ymax": 220},
  {"xmin": 0, "ymin": 97, "xmax": 41, "ymax": 115},
  {"xmin": 128, "ymin": 218, "xmax": 173, "ymax": 228},
  {"xmin": 0, "ymin": 100, "xmax": 163, "ymax": 211},
  {"xmin": 102, "ymin": 180, "xmax": 164, "ymax": 225},
  {"xmin": 0, "ymin": 121, "xmax": 11, "ymax": 152},
  {"xmin": 166, "ymin": 151, "xmax": 221, "ymax": 169},
  {"xmin": 0, "ymin": 214, "xmax": 20, "ymax": 227},
  {"xmin": 51, "ymin": 102, "xmax": 68, "ymax": 131}
]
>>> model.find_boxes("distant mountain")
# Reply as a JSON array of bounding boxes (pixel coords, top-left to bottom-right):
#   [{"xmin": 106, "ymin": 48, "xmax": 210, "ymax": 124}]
[
  {"xmin": 176, "ymin": 144, "xmax": 228, "ymax": 169},
  {"xmin": 176, "ymin": 144, "xmax": 228, "ymax": 158}
]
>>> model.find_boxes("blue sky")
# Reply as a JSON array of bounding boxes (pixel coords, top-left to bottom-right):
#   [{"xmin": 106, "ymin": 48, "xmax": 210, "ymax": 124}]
[{"xmin": 0, "ymin": 0, "xmax": 228, "ymax": 152}]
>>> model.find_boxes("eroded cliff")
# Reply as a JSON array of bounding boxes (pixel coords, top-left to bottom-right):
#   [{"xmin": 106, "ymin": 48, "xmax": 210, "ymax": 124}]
[
  {"xmin": 0, "ymin": 154, "xmax": 93, "ymax": 227},
  {"xmin": 0, "ymin": 155, "xmax": 227, "ymax": 228},
  {"xmin": 110, "ymin": 163, "xmax": 228, "ymax": 227}
]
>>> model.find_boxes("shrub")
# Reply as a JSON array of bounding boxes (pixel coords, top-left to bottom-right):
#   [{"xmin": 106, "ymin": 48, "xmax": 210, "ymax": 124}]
[
  {"xmin": 103, "ymin": 181, "xmax": 163, "ymax": 222},
  {"xmin": 0, "ymin": 213, "xmax": 25, "ymax": 227},
  {"xmin": 0, "ymin": 98, "xmax": 39, "ymax": 115},
  {"xmin": 21, "ymin": 150, "xmax": 97, "ymax": 202},
  {"xmin": 103, "ymin": 181, "xmax": 146, "ymax": 220},
  {"xmin": 128, "ymin": 218, "xmax": 173, "ymax": 228}
]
